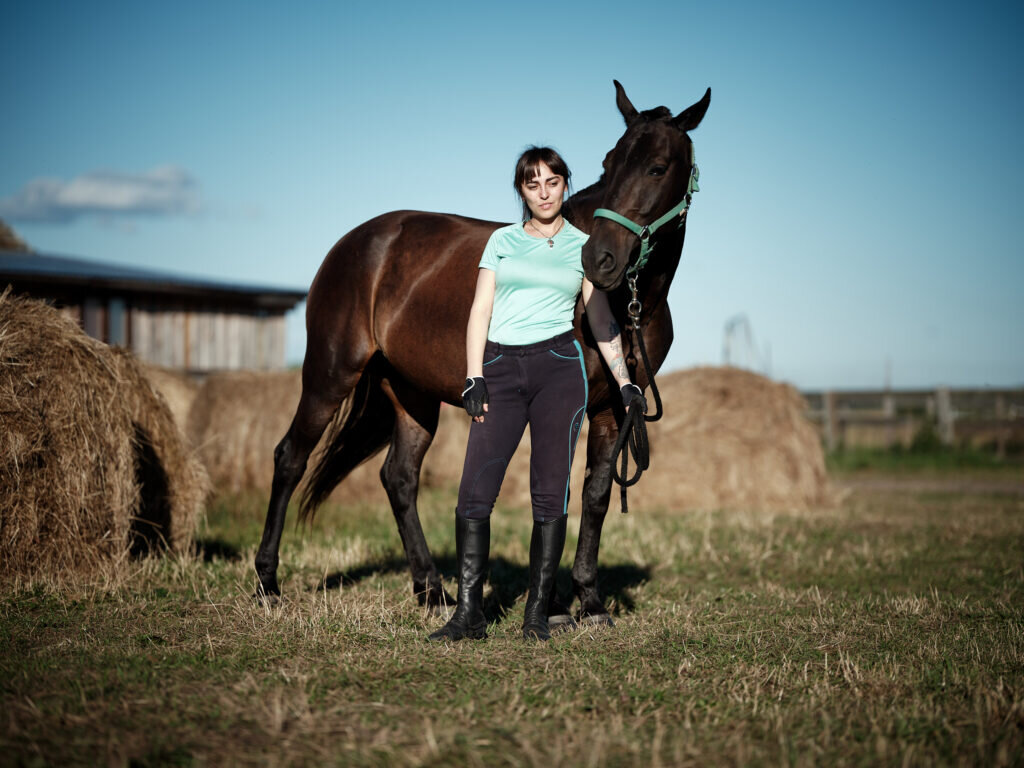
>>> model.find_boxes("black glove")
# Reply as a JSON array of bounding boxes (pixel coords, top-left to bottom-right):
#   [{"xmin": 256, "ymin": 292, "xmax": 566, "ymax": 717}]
[
  {"xmin": 462, "ymin": 377, "xmax": 488, "ymax": 418},
  {"xmin": 620, "ymin": 383, "xmax": 647, "ymax": 414}
]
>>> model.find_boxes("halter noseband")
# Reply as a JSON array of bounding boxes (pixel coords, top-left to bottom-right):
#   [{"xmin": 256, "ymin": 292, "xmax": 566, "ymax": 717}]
[{"xmin": 592, "ymin": 144, "xmax": 700, "ymax": 279}]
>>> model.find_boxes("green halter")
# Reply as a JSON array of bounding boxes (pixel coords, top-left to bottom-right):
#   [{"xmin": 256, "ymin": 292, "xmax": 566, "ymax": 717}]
[{"xmin": 592, "ymin": 144, "xmax": 700, "ymax": 278}]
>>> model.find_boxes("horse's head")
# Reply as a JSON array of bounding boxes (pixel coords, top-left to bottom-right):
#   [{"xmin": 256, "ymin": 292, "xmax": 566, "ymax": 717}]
[{"xmin": 582, "ymin": 81, "xmax": 711, "ymax": 291}]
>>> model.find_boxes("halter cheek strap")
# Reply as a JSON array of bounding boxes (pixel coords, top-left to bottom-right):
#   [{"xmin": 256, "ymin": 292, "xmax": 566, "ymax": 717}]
[{"xmin": 592, "ymin": 145, "xmax": 700, "ymax": 278}]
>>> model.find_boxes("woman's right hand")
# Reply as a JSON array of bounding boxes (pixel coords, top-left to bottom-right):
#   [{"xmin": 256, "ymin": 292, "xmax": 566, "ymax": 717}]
[{"xmin": 462, "ymin": 377, "xmax": 489, "ymax": 421}]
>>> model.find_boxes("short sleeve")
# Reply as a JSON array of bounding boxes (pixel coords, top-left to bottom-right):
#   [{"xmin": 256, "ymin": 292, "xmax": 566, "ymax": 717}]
[{"xmin": 478, "ymin": 229, "xmax": 502, "ymax": 271}]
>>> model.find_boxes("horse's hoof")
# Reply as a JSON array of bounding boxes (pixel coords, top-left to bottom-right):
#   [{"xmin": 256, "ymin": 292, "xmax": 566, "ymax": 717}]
[
  {"xmin": 253, "ymin": 579, "xmax": 282, "ymax": 605},
  {"xmin": 578, "ymin": 613, "xmax": 615, "ymax": 628},
  {"xmin": 428, "ymin": 601, "xmax": 456, "ymax": 619},
  {"xmin": 253, "ymin": 590, "xmax": 282, "ymax": 606},
  {"xmin": 423, "ymin": 589, "xmax": 457, "ymax": 618},
  {"xmin": 548, "ymin": 614, "xmax": 578, "ymax": 634}
]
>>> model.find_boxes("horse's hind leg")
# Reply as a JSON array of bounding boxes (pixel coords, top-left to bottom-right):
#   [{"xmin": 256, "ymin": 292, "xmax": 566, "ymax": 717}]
[
  {"xmin": 378, "ymin": 376, "xmax": 454, "ymax": 613},
  {"xmin": 254, "ymin": 376, "xmax": 357, "ymax": 598}
]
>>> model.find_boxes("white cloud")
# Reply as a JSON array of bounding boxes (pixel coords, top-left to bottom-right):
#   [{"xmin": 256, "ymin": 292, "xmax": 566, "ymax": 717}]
[{"xmin": 0, "ymin": 166, "xmax": 200, "ymax": 222}]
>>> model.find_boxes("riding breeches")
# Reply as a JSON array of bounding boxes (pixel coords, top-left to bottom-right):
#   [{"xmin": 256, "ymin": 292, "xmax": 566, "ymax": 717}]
[{"xmin": 457, "ymin": 330, "xmax": 588, "ymax": 523}]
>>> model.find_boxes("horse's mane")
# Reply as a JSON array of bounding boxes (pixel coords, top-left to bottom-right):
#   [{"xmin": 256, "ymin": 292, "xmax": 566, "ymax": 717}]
[{"xmin": 566, "ymin": 105, "xmax": 676, "ymax": 215}]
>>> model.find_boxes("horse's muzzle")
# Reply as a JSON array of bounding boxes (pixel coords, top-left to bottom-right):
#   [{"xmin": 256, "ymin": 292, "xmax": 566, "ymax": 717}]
[{"xmin": 584, "ymin": 249, "xmax": 627, "ymax": 291}]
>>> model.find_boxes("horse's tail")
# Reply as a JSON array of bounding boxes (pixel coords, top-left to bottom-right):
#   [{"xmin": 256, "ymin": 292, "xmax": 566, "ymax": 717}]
[{"xmin": 298, "ymin": 354, "xmax": 394, "ymax": 523}]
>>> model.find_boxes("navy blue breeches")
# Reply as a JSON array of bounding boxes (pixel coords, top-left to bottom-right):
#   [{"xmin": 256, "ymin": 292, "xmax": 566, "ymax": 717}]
[{"xmin": 457, "ymin": 330, "xmax": 588, "ymax": 523}]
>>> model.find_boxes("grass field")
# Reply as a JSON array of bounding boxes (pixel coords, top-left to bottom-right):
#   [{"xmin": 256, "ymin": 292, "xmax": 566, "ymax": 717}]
[{"xmin": 3, "ymin": 465, "xmax": 1023, "ymax": 767}]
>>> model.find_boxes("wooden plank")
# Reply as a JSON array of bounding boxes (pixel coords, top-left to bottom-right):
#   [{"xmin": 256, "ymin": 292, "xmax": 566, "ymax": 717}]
[
  {"xmin": 936, "ymin": 388, "xmax": 954, "ymax": 445},
  {"xmin": 184, "ymin": 311, "xmax": 192, "ymax": 370},
  {"xmin": 227, "ymin": 314, "xmax": 241, "ymax": 369},
  {"xmin": 269, "ymin": 315, "xmax": 286, "ymax": 369}
]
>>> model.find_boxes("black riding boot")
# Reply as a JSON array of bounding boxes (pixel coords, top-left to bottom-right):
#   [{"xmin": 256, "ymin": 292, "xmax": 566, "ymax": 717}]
[
  {"xmin": 522, "ymin": 516, "xmax": 567, "ymax": 641},
  {"xmin": 428, "ymin": 514, "xmax": 489, "ymax": 641}
]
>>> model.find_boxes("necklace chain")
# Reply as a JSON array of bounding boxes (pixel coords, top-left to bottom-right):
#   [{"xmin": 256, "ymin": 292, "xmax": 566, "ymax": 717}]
[{"xmin": 527, "ymin": 216, "xmax": 564, "ymax": 245}]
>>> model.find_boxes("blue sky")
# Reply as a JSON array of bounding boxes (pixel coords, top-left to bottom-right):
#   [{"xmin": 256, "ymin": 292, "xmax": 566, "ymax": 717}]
[{"xmin": 2, "ymin": 0, "xmax": 1021, "ymax": 389}]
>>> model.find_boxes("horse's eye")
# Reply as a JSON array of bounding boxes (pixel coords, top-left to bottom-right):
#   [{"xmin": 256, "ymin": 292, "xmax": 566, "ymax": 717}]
[{"xmin": 648, "ymin": 165, "xmax": 667, "ymax": 177}]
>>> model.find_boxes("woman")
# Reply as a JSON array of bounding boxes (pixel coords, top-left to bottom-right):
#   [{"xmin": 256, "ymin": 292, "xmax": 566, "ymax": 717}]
[{"xmin": 429, "ymin": 146, "xmax": 644, "ymax": 642}]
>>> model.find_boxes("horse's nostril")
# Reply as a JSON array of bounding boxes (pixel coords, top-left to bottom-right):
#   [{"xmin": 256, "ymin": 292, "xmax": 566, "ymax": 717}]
[{"xmin": 598, "ymin": 251, "xmax": 616, "ymax": 274}]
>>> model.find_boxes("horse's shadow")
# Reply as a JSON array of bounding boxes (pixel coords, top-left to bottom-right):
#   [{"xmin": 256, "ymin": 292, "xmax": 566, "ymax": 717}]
[
  {"xmin": 316, "ymin": 554, "xmax": 650, "ymax": 620},
  {"xmin": 192, "ymin": 537, "xmax": 243, "ymax": 562}
]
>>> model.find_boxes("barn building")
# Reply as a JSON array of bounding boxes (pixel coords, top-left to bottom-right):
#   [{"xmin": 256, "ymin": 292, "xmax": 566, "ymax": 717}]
[{"xmin": 1, "ymin": 249, "xmax": 306, "ymax": 371}]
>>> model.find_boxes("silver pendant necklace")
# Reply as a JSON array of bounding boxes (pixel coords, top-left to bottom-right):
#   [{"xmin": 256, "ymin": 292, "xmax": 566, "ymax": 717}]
[{"xmin": 528, "ymin": 217, "xmax": 564, "ymax": 248}]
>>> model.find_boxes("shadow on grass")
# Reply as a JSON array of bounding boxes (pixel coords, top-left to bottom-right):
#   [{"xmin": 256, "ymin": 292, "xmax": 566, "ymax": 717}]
[
  {"xmin": 317, "ymin": 558, "xmax": 410, "ymax": 592},
  {"xmin": 192, "ymin": 538, "xmax": 243, "ymax": 562},
  {"xmin": 317, "ymin": 554, "xmax": 650, "ymax": 620}
]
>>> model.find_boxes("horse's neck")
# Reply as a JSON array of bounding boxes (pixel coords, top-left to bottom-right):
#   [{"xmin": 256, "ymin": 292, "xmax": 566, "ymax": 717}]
[
  {"xmin": 634, "ymin": 230, "xmax": 684, "ymax": 322},
  {"xmin": 564, "ymin": 183, "xmax": 605, "ymax": 234}
]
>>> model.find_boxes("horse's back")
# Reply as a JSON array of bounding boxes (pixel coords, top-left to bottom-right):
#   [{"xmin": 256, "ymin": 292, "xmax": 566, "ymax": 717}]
[{"xmin": 307, "ymin": 210, "xmax": 508, "ymax": 402}]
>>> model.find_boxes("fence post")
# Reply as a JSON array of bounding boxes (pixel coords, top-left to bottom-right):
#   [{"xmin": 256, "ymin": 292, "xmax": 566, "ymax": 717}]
[
  {"xmin": 883, "ymin": 394, "xmax": 895, "ymax": 448},
  {"xmin": 936, "ymin": 387, "xmax": 954, "ymax": 445},
  {"xmin": 996, "ymin": 394, "xmax": 1007, "ymax": 459}
]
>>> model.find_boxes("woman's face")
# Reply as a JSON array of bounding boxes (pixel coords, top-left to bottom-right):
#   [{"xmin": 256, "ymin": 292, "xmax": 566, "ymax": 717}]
[{"xmin": 520, "ymin": 161, "xmax": 566, "ymax": 222}]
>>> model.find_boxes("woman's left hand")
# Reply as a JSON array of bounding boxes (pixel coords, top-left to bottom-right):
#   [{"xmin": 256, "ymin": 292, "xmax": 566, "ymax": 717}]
[{"xmin": 620, "ymin": 383, "xmax": 647, "ymax": 414}]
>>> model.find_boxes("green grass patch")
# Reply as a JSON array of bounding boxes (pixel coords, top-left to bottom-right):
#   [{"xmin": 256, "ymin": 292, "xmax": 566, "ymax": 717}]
[
  {"xmin": 2, "ymin": 476, "xmax": 1023, "ymax": 766},
  {"xmin": 827, "ymin": 444, "xmax": 1022, "ymax": 473}
]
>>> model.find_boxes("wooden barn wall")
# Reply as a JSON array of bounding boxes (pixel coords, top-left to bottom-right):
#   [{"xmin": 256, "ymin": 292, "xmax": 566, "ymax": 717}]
[
  {"xmin": 129, "ymin": 304, "xmax": 286, "ymax": 370},
  {"xmin": 3, "ymin": 280, "xmax": 296, "ymax": 371}
]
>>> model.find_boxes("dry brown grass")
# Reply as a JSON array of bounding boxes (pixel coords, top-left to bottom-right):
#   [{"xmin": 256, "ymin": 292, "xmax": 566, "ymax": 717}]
[
  {"xmin": 0, "ymin": 291, "xmax": 208, "ymax": 585},
  {"xmin": 2, "ymin": 477, "xmax": 1021, "ymax": 767}
]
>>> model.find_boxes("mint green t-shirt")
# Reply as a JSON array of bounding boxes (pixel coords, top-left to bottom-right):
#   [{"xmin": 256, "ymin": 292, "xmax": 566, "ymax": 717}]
[{"xmin": 478, "ymin": 221, "xmax": 589, "ymax": 345}]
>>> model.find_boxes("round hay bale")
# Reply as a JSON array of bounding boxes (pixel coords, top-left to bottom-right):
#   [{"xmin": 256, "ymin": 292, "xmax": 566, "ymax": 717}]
[
  {"xmin": 625, "ymin": 366, "xmax": 833, "ymax": 511},
  {"xmin": 187, "ymin": 371, "xmax": 388, "ymax": 502},
  {"xmin": 185, "ymin": 365, "xmax": 830, "ymax": 515},
  {"xmin": 114, "ymin": 351, "xmax": 208, "ymax": 553},
  {"xmin": 423, "ymin": 367, "xmax": 832, "ymax": 514},
  {"xmin": 140, "ymin": 364, "xmax": 199, "ymax": 433},
  {"xmin": 0, "ymin": 290, "xmax": 208, "ymax": 583},
  {"xmin": 187, "ymin": 370, "xmax": 302, "ymax": 494}
]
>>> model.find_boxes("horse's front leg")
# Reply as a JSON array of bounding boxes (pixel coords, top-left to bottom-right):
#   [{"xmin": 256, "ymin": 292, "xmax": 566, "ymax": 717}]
[{"xmin": 571, "ymin": 409, "xmax": 618, "ymax": 626}]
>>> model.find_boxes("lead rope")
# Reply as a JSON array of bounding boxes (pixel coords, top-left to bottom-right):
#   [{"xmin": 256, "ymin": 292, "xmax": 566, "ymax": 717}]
[{"xmin": 610, "ymin": 273, "xmax": 663, "ymax": 514}]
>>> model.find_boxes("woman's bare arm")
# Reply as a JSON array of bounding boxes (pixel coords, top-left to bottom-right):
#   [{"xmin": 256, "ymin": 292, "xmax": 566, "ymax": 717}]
[
  {"xmin": 582, "ymin": 277, "xmax": 631, "ymax": 389},
  {"xmin": 465, "ymin": 268, "xmax": 496, "ymax": 421}
]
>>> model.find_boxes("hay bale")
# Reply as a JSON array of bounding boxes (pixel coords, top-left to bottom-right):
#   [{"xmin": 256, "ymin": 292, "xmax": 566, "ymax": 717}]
[
  {"xmin": 624, "ymin": 367, "xmax": 832, "ymax": 511},
  {"xmin": 426, "ymin": 367, "xmax": 832, "ymax": 514},
  {"xmin": 186, "ymin": 365, "xmax": 830, "ymax": 514},
  {"xmin": 115, "ymin": 351, "xmax": 208, "ymax": 553},
  {"xmin": 186, "ymin": 371, "xmax": 389, "ymax": 502},
  {"xmin": 141, "ymin": 364, "xmax": 199, "ymax": 433},
  {"xmin": 0, "ymin": 291, "xmax": 208, "ymax": 583},
  {"xmin": 187, "ymin": 370, "xmax": 301, "ymax": 494}
]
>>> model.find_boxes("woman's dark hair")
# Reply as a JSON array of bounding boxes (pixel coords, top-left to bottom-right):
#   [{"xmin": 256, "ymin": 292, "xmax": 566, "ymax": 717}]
[{"xmin": 513, "ymin": 146, "xmax": 572, "ymax": 220}]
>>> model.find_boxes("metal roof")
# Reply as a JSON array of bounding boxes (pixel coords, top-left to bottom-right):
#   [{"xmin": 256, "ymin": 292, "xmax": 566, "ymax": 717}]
[{"xmin": 0, "ymin": 249, "xmax": 307, "ymax": 310}]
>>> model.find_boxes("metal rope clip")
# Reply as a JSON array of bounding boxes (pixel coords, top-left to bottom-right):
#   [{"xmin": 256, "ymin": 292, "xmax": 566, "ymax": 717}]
[{"xmin": 626, "ymin": 274, "xmax": 642, "ymax": 327}]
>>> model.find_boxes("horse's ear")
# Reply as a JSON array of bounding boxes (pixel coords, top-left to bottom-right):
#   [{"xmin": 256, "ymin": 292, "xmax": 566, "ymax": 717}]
[
  {"xmin": 673, "ymin": 88, "xmax": 711, "ymax": 132},
  {"xmin": 614, "ymin": 80, "xmax": 639, "ymax": 124}
]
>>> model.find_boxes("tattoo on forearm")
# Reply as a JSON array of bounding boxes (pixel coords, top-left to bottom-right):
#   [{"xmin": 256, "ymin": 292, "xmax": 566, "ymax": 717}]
[{"xmin": 607, "ymin": 335, "xmax": 629, "ymax": 381}]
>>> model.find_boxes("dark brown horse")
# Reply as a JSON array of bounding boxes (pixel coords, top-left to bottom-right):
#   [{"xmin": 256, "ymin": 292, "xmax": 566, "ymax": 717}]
[{"xmin": 255, "ymin": 81, "xmax": 710, "ymax": 625}]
